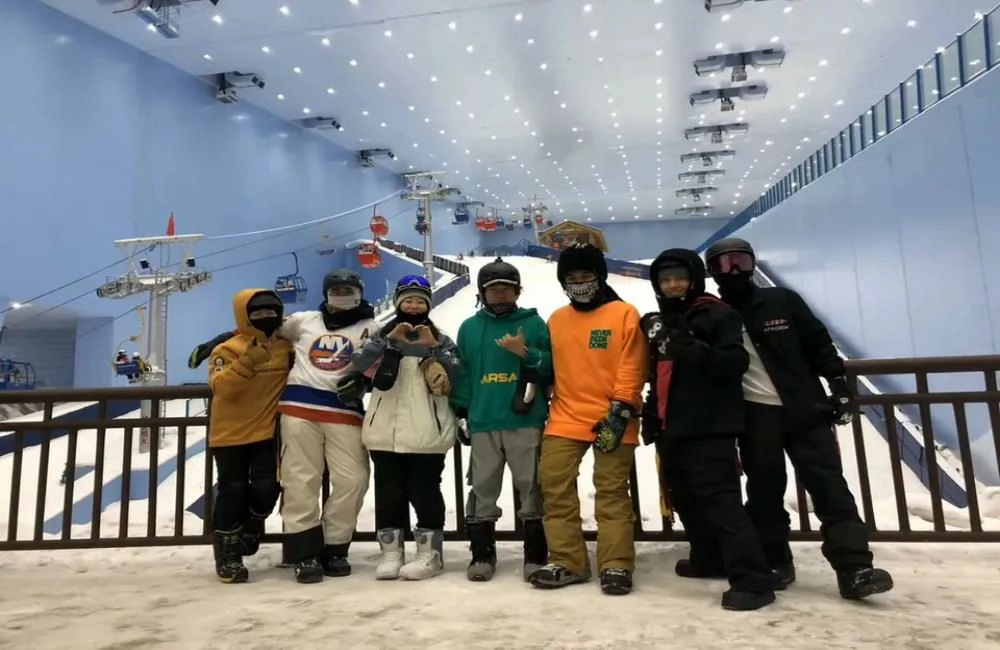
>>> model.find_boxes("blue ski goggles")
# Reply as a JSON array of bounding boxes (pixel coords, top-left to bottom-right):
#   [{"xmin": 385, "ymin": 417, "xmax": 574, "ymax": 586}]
[{"xmin": 397, "ymin": 274, "xmax": 431, "ymax": 290}]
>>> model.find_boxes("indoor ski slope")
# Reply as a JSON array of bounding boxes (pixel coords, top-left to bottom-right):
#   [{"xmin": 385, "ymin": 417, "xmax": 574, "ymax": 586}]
[{"xmin": 2, "ymin": 255, "xmax": 996, "ymax": 547}]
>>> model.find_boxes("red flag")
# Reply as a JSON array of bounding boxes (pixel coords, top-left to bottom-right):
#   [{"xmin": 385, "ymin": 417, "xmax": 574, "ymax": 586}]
[{"xmin": 166, "ymin": 213, "xmax": 176, "ymax": 237}]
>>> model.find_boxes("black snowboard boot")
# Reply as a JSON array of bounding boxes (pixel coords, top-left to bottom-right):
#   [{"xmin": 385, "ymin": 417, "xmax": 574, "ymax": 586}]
[
  {"xmin": 322, "ymin": 543, "xmax": 352, "ymax": 577},
  {"xmin": 240, "ymin": 511, "xmax": 267, "ymax": 557},
  {"xmin": 721, "ymin": 588, "xmax": 776, "ymax": 611},
  {"xmin": 772, "ymin": 562, "xmax": 796, "ymax": 590},
  {"xmin": 466, "ymin": 521, "xmax": 497, "ymax": 582},
  {"xmin": 837, "ymin": 567, "xmax": 893, "ymax": 599},
  {"xmin": 599, "ymin": 568, "xmax": 633, "ymax": 596},
  {"xmin": 213, "ymin": 528, "xmax": 250, "ymax": 584},
  {"xmin": 522, "ymin": 518, "xmax": 548, "ymax": 581},
  {"xmin": 294, "ymin": 557, "xmax": 325, "ymax": 584}
]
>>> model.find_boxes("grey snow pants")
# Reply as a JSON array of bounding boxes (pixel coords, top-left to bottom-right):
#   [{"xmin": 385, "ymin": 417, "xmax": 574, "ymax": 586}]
[{"xmin": 465, "ymin": 427, "xmax": 543, "ymax": 523}]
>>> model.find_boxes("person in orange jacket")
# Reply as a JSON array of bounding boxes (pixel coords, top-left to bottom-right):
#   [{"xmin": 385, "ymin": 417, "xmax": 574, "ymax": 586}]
[
  {"xmin": 207, "ymin": 289, "xmax": 293, "ymax": 583},
  {"xmin": 528, "ymin": 244, "xmax": 647, "ymax": 596}
]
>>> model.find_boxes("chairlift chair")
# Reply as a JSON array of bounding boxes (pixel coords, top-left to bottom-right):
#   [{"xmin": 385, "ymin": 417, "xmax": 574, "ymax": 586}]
[{"xmin": 275, "ymin": 252, "xmax": 308, "ymax": 304}]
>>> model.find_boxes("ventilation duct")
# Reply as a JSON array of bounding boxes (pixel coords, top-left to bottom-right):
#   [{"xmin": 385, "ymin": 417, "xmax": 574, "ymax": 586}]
[
  {"xmin": 684, "ymin": 123, "xmax": 749, "ymax": 144},
  {"xmin": 694, "ymin": 49, "xmax": 785, "ymax": 82},
  {"xmin": 703, "ymin": 0, "xmax": 799, "ymax": 12},
  {"xmin": 680, "ymin": 150, "xmax": 736, "ymax": 167},
  {"xmin": 675, "ymin": 206, "xmax": 714, "ymax": 217},
  {"xmin": 675, "ymin": 187, "xmax": 718, "ymax": 201},
  {"xmin": 300, "ymin": 117, "xmax": 344, "ymax": 131},
  {"xmin": 678, "ymin": 170, "xmax": 726, "ymax": 183},
  {"xmin": 690, "ymin": 84, "xmax": 768, "ymax": 111}
]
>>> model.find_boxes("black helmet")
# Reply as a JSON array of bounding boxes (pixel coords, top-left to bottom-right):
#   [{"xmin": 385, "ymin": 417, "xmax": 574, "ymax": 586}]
[
  {"xmin": 477, "ymin": 257, "xmax": 521, "ymax": 293},
  {"xmin": 323, "ymin": 269, "xmax": 364, "ymax": 295},
  {"xmin": 705, "ymin": 238, "xmax": 755, "ymax": 266}
]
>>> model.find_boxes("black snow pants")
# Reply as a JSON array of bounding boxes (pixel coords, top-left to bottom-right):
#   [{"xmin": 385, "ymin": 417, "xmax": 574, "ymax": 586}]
[
  {"xmin": 659, "ymin": 435, "xmax": 774, "ymax": 593},
  {"xmin": 370, "ymin": 450, "xmax": 446, "ymax": 531},
  {"xmin": 211, "ymin": 438, "xmax": 281, "ymax": 532},
  {"xmin": 739, "ymin": 401, "xmax": 873, "ymax": 572}
]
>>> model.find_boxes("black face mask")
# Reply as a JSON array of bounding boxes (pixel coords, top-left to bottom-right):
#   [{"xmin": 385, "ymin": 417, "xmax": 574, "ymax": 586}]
[
  {"xmin": 250, "ymin": 316, "xmax": 281, "ymax": 337},
  {"xmin": 394, "ymin": 310, "xmax": 428, "ymax": 326},
  {"xmin": 714, "ymin": 272, "xmax": 755, "ymax": 302}
]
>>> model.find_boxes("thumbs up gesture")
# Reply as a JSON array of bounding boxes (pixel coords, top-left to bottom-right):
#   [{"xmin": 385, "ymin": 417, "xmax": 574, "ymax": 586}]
[
  {"xmin": 242, "ymin": 339, "xmax": 271, "ymax": 368},
  {"xmin": 496, "ymin": 327, "xmax": 527, "ymax": 359}
]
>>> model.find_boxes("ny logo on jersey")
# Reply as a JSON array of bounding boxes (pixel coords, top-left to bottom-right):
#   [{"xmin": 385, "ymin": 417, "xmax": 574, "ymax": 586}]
[
  {"xmin": 588, "ymin": 329, "xmax": 612, "ymax": 350},
  {"xmin": 308, "ymin": 334, "xmax": 354, "ymax": 371}
]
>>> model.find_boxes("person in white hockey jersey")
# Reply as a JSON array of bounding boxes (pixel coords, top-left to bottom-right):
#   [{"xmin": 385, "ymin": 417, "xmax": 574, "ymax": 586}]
[{"xmin": 276, "ymin": 270, "xmax": 378, "ymax": 584}]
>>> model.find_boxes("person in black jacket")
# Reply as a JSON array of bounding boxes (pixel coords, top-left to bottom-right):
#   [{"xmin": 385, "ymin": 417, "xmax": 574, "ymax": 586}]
[
  {"xmin": 705, "ymin": 237, "xmax": 893, "ymax": 600},
  {"xmin": 641, "ymin": 248, "xmax": 776, "ymax": 611}
]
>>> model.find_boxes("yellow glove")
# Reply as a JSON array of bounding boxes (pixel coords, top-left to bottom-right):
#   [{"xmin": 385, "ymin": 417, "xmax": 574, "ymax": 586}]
[
  {"xmin": 240, "ymin": 341, "xmax": 270, "ymax": 368},
  {"xmin": 419, "ymin": 357, "xmax": 450, "ymax": 396}
]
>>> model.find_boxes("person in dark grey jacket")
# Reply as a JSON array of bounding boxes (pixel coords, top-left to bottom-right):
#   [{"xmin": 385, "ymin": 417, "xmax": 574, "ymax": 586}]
[{"xmin": 705, "ymin": 237, "xmax": 893, "ymax": 601}]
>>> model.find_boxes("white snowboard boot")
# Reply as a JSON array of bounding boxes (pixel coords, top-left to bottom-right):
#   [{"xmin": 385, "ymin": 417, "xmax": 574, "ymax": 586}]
[
  {"xmin": 375, "ymin": 528, "xmax": 405, "ymax": 580},
  {"xmin": 399, "ymin": 528, "xmax": 444, "ymax": 581}
]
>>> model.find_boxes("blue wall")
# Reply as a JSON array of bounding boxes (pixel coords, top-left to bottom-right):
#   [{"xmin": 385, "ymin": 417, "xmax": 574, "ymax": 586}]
[
  {"xmin": 478, "ymin": 218, "xmax": 730, "ymax": 260},
  {"xmin": 720, "ymin": 64, "xmax": 1000, "ymax": 482},
  {"xmin": 0, "ymin": 0, "xmax": 477, "ymax": 387}
]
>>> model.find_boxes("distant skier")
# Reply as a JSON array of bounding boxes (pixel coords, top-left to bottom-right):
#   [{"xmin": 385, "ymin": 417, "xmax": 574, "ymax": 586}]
[
  {"xmin": 276, "ymin": 270, "xmax": 378, "ymax": 584},
  {"xmin": 206, "ymin": 288, "xmax": 292, "ymax": 583},
  {"xmin": 640, "ymin": 249, "xmax": 776, "ymax": 611},
  {"xmin": 706, "ymin": 237, "xmax": 893, "ymax": 600},
  {"xmin": 348, "ymin": 275, "xmax": 461, "ymax": 581},
  {"xmin": 529, "ymin": 243, "xmax": 646, "ymax": 596},
  {"xmin": 450, "ymin": 258, "xmax": 552, "ymax": 582}
]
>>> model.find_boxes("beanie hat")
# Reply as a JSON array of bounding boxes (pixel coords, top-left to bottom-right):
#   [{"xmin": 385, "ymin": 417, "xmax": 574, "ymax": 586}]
[
  {"xmin": 556, "ymin": 243, "xmax": 608, "ymax": 284},
  {"xmin": 394, "ymin": 287, "xmax": 431, "ymax": 309}
]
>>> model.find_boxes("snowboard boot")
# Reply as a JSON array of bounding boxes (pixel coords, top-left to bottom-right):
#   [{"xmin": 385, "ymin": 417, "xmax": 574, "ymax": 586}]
[
  {"xmin": 399, "ymin": 528, "xmax": 445, "ymax": 581},
  {"xmin": 240, "ymin": 511, "xmax": 267, "ymax": 557},
  {"xmin": 599, "ymin": 568, "xmax": 633, "ymax": 596},
  {"xmin": 466, "ymin": 521, "xmax": 497, "ymax": 582},
  {"xmin": 721, "ymin": 588, "xmax": 776, "ymax": 611},
  {"xmin": 772, "ymin": 562, "xmax": 796, "ymax": 590},
  {"xmin": 321, "ymin": 543, "xmax": 352, "ymax": 577},
  {"xmin": 837, "ymin": 567, "xmax": 893, "ymax": 599},
  {"xmin": 675, "ymin": 559, "xmax": 726, "ymax": 580},
  {"xmin": 213, "ymin": 528, "xmax": 250, "ymax": 584},
  {"xmin": 521, "ymin": 518, "xmax": 548, "ymax": 581},
  {"xmin": 528, "ymin": 564, "xmax": 591, "ymax": 589},
  {"xmin": 375, "ymin": 528, "xmax": 406, "ymax": 580},
  {"xmin": 293, "ymin": 557, "xmax": 325, "ymax": 584}
]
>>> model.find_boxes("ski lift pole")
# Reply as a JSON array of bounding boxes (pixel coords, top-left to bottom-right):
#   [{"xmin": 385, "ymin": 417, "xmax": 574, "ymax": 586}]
[{"xmin": 421, "ymin": 196, "xmax": 434, "ymax": 283}]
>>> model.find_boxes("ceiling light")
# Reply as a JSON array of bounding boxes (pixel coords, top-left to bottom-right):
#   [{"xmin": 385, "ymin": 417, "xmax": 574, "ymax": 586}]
[
  {"xmin": 202, "ymin": 53, "xmax": 212, "ymax": 60},
  {"xmin": 430, "ymin": 75, "xmax": 438, "ymax": 82},
  {"xmin": 302, "ymin": 107, "xmax": 311, "ymax": 114},
  {"xmin": 448, "ymin": 21, "xmax": 457, "ymax": 30},
  {"xmin": 540, "ymin": 62, "xmax": 548, "ymax": 70},
  {"xmin": 655, "ymin": 49, "xmax": 663, "ymax": 56},
  {"xmin": 715, "ymin": 42, "xmax": 724, "ymax": 50},
  {"xmin": 322, "ymin": 38, "xmax": 331, "ymax": 47},
  {"xmin": 515, "ymin": 12, "xmax": 523, "ymax": 21},
  {"xmin": 384, "ymin": 29, "xmax": 393, "ymax": 37},
  {"xmin": 408, "ymin": 105, "xmax": 415, "ymax": 111},
  {"xmin": 783, "ymin": 6, "xmax": 793, "ymax": 13},
  {"xmin": 378, "ymin": 81, "xmax": 385, "ymax": 88},
  {"xmin": 907, "ymin": 20, "xmax": 917, "ymax": 28},
  {"xmin": 583, "ymin": 4, "xmax": 592, "ymax": 12},
  {"xmin": 466, "ymin": 45, "xmax": 475, "ymax": 53},
  {"xmin": 835, "ymin": 99, "xmax": 844, "ymax": 105},
  {"xmin": 362, "ymin": 110, "xmax": 369, "ymax": 116},
  {"xmin": 278, "ymin": 6, "xmax": 290, "ymax": 17},
  {"xmin": 211, "ymin": 14, "xmax": 223, "ymax": 25},
  {"xmin": 293, "ymin": 66, "xmax": 302, "ymax": 74},
  {"xmin": 277, "ymin": 93, "xmax": 285, "ymax": 100},
  {"xmin": 819, "ymin": 59, "xmax": 829, "ymax": 66},
  {"xmin": 654, "ymin": 22, "xmax": 663, "ymax": 30},
  {"xmin": 349, "ymin": 59, "xmax": 358, "ymax": 66},
  {"xmin": 840, "ymin": 27, "xmax": 851, "ymax": 35},
  {"xmin": 484, "ymin": 69, "xmax": 492, "ymax": 75},
  {"xmin": 721, "ymin": 14, "xmax": 731, "ymax": 22}
]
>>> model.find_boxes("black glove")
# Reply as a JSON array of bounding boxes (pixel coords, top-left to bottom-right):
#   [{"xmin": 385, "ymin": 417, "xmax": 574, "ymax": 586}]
[
  {"xmin": 641, "ymin": 312, "xmax": 668, "ymax": 344},
  {"xmin": 456, "ymin": 418, "xmax": 471, "ymax": 446},
  {"xmin": 827, "ymin": 376, "xmax": 855, "ymax": 426},
  {"xmin": 336, "ymin": 372, "xmax": 367, "ymax": 405},
  {"xmin": 661, "ymin": 329, "xmax": 702, "ymax": 361},
  {"xmin": 371, "ymin": 347, "xmax": 403, "ymax": 392},
  {"xmin": 592, "ymin": 400, "xmax": 636, "ymax": 453}
]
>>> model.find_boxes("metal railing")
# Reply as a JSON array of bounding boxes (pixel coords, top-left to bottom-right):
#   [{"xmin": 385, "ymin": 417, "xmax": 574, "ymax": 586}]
[{"xmin": 1, "ymin": 355, "xmax": 998, "ymax": 551}]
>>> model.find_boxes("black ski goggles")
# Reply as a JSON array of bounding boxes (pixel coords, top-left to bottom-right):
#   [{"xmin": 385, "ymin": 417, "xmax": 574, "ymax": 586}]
[{"xmin": 708, "ymin": 251, "xmax": 755, "ymax": 274}]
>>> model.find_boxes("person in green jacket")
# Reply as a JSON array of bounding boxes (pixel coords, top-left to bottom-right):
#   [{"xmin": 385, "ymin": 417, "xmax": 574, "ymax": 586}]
[{"xmin": 451, "ymin": 257, "xmax": 553, "ymax": 583}]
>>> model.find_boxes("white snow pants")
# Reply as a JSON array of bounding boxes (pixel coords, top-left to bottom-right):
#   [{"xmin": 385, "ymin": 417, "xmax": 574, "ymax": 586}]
[{"xmin": 279, "ymin": 414, "xmax": 370, "ymax": 543}]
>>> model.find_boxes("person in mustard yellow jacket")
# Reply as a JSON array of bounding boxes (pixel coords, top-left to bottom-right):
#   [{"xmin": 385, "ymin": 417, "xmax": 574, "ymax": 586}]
[
  {"xmin": 208, "ymin": 288, "xmax": 293, "ymax": 583},
  {"xmin": 528, "ymin": 244, "xmax": 647, "ymax": 596}
]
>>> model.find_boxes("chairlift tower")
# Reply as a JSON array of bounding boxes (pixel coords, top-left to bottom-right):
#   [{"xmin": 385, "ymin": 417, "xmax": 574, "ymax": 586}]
[
  {"xmin": 403, "ymin": 171, "xmax": 456, "ymax": 282},
  {"xmin": 525, "ymin": 196, "xmax": 549, "ymax": 245},
  {"xmin": 97, "ymin": 233, "xmax": 212, "ymax": 452}
]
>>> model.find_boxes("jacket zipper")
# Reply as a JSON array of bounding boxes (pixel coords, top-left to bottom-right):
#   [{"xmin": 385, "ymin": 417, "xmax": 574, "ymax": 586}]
[{"xmin": 432, "ymin": 401, "xmax": 443, "ymax": 433}]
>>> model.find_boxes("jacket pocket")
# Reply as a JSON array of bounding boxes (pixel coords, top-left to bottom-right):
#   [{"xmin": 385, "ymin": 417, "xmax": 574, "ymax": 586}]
[{"xmin": 368, "ymin": 396, "xmax": 383, "ymax": 426}]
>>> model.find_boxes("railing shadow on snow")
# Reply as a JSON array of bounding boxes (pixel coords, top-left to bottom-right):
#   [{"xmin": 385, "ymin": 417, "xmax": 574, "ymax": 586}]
[{"xmin": 1, "ymin": 362, "xmax": 999, "ymax": 551}]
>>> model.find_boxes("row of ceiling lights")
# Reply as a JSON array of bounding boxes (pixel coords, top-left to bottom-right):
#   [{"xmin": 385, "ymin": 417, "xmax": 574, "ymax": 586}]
[{"xmin": 194, "ymin": 1, "xmax": 968, "ymax": 220}]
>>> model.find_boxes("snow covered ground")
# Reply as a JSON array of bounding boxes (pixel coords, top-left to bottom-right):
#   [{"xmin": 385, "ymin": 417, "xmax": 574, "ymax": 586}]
[
  {"xmin": 1, "ymin": 542, "xmax": 999, "ymax": 649},
  {"xmin": 2, "ymin": 255, "xmax": 1000, "ymax": 648}
]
